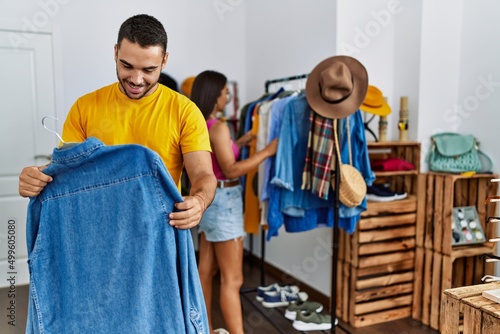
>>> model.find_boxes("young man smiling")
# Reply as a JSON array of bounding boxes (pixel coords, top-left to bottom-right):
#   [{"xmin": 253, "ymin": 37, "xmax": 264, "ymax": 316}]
[{"xmin": 18, "ymin": 14, "xmax": 216, "ymax": 229}]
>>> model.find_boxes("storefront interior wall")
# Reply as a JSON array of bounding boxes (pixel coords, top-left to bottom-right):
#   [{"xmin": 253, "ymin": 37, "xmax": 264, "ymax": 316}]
[{"xmin": 1, "ymin": 0, "xmax": 499, "ymax": 295}]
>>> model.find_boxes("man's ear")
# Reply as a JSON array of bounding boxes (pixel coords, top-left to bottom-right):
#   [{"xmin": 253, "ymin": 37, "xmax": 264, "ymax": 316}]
[
  {"xmin": 114, "ymin": 44, "xmax": 118, "ymax": 62},
  {"xmin": 161, "ymin": 52, "xmax": 169, "ymax": 70}
]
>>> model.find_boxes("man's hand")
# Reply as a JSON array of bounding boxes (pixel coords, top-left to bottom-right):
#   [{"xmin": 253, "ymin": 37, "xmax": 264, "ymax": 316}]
[
  {"xmin": 18, "ymin": 165, "xmax": 53, "ymax": 198},
  {"xmin": 169, "ymin": 194, "xmax": 206, "ymax": 229}
]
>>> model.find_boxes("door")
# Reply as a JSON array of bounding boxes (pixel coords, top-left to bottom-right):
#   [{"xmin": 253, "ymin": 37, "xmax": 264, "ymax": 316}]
[{"xmin": 0, "ymin": 30, "xmax": 58, "ymax": 287}]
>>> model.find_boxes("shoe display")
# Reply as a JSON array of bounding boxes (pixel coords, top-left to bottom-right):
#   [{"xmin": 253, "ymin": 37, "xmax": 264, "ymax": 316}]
[
  {"xmin": 213, "ymin": 329, "xmax": 230, "ymax": 334},
  {"xmin": 284, "ymin": 300, "xmax": 323, "ymax": 320},
  {"xmin": 261, "ymin": 289, "xmax": 308, "ymax": 308},
  {"xmin": 292, "ymin": 311, "xmax": 336, "ymax": 331},
  {"xmin": 366, "ymin": 183, "xmax": 407, "ymax": 202},
  {"xmin": 255, "ymin": 283, "xmax": 300, "ymax": 302}
]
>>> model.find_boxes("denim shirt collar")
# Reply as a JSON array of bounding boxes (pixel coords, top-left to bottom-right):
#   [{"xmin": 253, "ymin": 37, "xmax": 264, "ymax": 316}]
[{"xmin": 52, "ymin": 137, "xmax": 103, "ymax": 164}]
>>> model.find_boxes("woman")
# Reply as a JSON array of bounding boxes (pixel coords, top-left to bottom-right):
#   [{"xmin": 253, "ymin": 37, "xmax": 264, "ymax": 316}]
[{"xmin": 191, "ymin": 70, "xmax": 278, "ymax": 334}]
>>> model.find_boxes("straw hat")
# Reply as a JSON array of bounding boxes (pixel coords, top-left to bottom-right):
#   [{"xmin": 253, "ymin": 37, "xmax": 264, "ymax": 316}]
[
  {"xmin": 306, "ymin": 56, "xmax": 368, "ymax": 119},
  {"xmin": 361, "ymin": 85, "xmax": 391, "ymax": 116}
]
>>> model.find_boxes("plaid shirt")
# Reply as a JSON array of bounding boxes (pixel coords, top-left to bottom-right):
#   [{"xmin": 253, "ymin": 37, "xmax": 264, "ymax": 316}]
[{"xmin": 301, "ymin": 111, "xmax": 334, "ymax": 199}]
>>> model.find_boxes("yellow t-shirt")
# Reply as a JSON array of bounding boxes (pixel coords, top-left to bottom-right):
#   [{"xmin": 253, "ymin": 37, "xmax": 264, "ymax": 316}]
[{"xmin": 62, "ymin": 82, "xmax": 211, "ymax": 185}]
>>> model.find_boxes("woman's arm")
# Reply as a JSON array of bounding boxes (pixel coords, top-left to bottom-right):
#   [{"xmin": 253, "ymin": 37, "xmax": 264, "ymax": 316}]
[{"xmin": 210, "ymin": 121, "xmax": 277, "ymax": 180}]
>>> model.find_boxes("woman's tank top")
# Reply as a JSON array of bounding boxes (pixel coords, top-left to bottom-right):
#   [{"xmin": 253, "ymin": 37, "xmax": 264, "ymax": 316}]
[{"xmin": 207, "ymin": 118, "xmax": 240, "ymax": 180}]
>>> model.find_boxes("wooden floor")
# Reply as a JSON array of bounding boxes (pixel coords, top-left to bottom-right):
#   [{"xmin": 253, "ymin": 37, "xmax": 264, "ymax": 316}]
[
  {"xmin": 211, "ymin": 256, "xmax": 440, "ymax": 334},
  {"xmin": 1, "ymin": 256, "xmax": 439, "ymax": 334}
]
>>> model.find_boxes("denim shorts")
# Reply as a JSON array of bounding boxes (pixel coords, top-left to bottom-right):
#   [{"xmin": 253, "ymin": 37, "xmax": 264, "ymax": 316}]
[{"xmin": 199, "ymin": 185, "xmax": 245, "ymax": 242}]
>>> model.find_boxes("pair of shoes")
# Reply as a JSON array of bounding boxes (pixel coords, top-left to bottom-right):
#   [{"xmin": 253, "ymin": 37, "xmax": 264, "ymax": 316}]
[
  {"xmin": 261, "ymin": 289, "xmax": 308, "ymax": 308},
  {"xmin": 255, "ymin": 283, "xmax": 299, "ymax": 302},
  {"xmin": 366, "ymin": 183, "xmax": 407, "ymax": 202},
  {"xmin": 284, "ymin": 300, "xmax": 323, "ymax": 320},
  {"xmin": 213, "ymin": 328, "xmax": 229, "ymax": 334},
  {"xmin": 292, "ymin": 311, "xmax": 338, "ymax": 331}
]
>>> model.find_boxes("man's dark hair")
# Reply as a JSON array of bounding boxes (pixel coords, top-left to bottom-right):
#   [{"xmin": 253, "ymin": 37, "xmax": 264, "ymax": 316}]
[
  {"xmin": 117, "ymin": 14, "xmax": 167, "ymax": 53},
  {"xmin": 191, "ymin": 70, "xmax": 227, "ymax": 120}
]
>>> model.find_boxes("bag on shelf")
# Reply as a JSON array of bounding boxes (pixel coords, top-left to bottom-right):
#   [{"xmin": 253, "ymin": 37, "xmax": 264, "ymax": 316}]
[{"xmin": 427, "ymin": 132, "xmax": 492, "ymax": 173}]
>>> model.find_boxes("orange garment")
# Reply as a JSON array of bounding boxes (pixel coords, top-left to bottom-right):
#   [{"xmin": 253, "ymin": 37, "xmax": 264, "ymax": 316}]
[{"xmin": 244, "ymin": 105, "xmax": 261, "ymax": 234}]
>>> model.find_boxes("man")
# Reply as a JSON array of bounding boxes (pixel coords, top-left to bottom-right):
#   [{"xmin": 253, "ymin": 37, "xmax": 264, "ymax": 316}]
[{"xmin": 18, "ymin": 14, "xmax": 216, "ymax": 229}]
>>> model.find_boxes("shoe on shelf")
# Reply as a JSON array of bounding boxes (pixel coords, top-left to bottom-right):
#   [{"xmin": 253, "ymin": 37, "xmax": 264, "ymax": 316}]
[
  {"xmin": 366, "ymin": 184, "xmax": 407, "ymax": 202},
  {"xmin": 292, "ymin": 311, "xmax": 337, "ymax": 331},
  {"xmin": 261, "ymin": 289, "xmax": 308, "ymax": 308},
  {"xmin": 379, "ymin": 182, "xmax": 407, "ymax": 200},
  {"xmin": 255, "ymin": 283, "xmax": 300, "ymax": 302},
  {"xmin": 213, "ymin": 329, "xmax": 230, "ymax": 334},
  {"xmin": 284, "ymin": 300, "xmax": 323, "ymax": 320}
]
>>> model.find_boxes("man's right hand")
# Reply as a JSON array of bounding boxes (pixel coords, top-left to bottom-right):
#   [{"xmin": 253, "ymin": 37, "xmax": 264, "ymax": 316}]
[{"xmin": 19, "ymin": 165, "xmax": 53, "ymax": 198}]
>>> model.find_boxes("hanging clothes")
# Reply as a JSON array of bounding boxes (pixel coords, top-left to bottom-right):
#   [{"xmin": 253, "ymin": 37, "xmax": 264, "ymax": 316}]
[
  {"xmin": 266, "ymin": 94, "xmax": 375, "ymax": 240},
  {"xmin": 244, "ymin": 104, "xmax": 261, "ymax": 234},
  {"xmin": 26, "ymin": 138, "xmax": 208, "ymax": 334},
  {"xmin": 240, "ymin": 88, "xmax": 284, "ymax": 234},
  {"xmin": 301, "ymin": 111, "xmax": 335, "ymax": 199}
]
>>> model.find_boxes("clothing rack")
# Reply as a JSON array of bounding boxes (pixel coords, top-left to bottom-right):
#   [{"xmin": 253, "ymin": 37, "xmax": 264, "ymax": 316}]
[
  {"xmin": 242, "ymin": 74, "xmax": 347, "ymax": 333},
  {"xmin": 264, "ymin": 74, "xmax": 308, "ymax": 94}
]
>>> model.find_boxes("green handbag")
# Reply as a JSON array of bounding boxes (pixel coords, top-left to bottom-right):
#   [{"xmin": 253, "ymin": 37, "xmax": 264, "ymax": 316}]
[{"xmin": 427, "ymin": 132, "xmax": 492, "ymax": 173}]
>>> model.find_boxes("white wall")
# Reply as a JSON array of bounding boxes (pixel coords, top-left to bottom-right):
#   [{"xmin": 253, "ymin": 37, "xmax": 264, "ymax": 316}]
[
  {"xmin": 457, "ymin": 1, "xmax": 500, "ymax": 166},
  {"xmin": 0, "ymin": 0, "xmax": 247, "ymax": 132},
  {"xmin": 417, "ymin": 0, "xmax": 464, "ymax": 165},
  {"xmin": 245, "ymin": 0, "xmax": 337, "ymax": 101},
  {"xmin": 244, "ymin": 0, "xmax": 338, "ymax": 295}
]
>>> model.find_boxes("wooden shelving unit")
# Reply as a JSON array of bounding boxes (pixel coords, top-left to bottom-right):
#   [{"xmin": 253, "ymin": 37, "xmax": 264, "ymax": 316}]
[
  {"xmin": 412, "ymin": 172, "xmax": 498, "ymax": 331},
  {"xmin": 337, "ymin": 141, "xmax": 420, "ymax": 328}
]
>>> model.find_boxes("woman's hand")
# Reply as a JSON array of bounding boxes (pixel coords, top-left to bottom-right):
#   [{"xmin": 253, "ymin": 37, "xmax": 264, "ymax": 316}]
[{"xmin": 236, "ymin": 131, "xmax": 255, "ymax": 148}]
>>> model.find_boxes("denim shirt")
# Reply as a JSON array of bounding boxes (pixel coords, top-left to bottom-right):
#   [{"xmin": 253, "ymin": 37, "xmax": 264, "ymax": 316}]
[
  {"xmin": 26, "ymin": 137, "xmax": 208, "ymax": 334},
  {"xmin": 267, "ymin": 95, "xmax": 375, "ymax": 239}
]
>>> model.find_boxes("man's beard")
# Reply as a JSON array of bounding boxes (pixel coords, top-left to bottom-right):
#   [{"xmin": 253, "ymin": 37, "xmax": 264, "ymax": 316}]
[{"xmin": 116, "ymin": 68, "xmax": 158, "ymax": 99}]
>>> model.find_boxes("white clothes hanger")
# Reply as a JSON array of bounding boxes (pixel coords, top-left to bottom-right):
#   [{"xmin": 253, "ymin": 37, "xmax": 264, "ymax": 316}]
[{"xmin": 42, "ymin": 115, "xmax": 66, "ymax": 144}]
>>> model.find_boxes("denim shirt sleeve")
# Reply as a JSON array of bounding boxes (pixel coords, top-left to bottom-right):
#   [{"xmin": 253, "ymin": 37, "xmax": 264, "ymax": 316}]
[{"xmin": 270, "ymin": 101, "xmax": 296, "ymax": 191}]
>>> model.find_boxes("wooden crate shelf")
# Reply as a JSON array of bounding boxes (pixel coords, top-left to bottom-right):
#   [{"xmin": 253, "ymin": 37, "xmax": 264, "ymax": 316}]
[
  {"xmin": 440, "ymin": 282, "xmax": 500, "ymax": 334},
  {"xmin": 336, "ymin": 250, "xmax": 415, "ymax": 328},
  {"xmin": 413, "ymin": 246, "xmax": 496, "ymax": 331},
  {"xmin": 412, "ymin": 172, "xmax": 499, "ymax": 331},
  {"xmin": 417, "ymin": 173, "xmax": 498, "ymax": 254},
  {"xmin": 336, "ymin": 141, "xmax": 420, "ymax": 328}
]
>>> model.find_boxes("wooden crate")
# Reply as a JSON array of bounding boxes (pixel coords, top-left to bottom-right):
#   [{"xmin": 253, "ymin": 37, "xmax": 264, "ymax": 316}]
[
  {"xmin": 440, "ymin": 282, "xmax": 500, "ymax": 334},
  {"xmin": 337, "ymin": 196, "xmax": 417, "ymax": 328},
  {"xmin": 412, "ymin": 246, "xmax": 496, "ymax": 331},
  {"xmin": 342, "ymin": 196, "xmax": 417, "ymax": 266},
  {"xmin": 336, "ymin": 142, "xmax": 421, "ymax": 328},
  {"xmin": 412, "ymin": 173, "xmax": 499, "ymax": 330},
  {"xmin": 335, "ymin": 250, "xmax": 414, "ymax": 327},
  {"xmin": 417, "ymin": 173, "xmax": 498, "ymax": 254},
  {"xmin": 367, "ymin": 141, "xmax": 420, "ymax": 196}
]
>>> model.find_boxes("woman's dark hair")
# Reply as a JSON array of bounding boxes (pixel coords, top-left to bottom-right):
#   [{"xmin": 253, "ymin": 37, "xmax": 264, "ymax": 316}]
[
  {"xmin": 191, "ymin": 70, "xmax": 227, "ymax": 120},
  {"xmin": 117, "ymin": 14, "xmax": 167, "ymax": 53}
]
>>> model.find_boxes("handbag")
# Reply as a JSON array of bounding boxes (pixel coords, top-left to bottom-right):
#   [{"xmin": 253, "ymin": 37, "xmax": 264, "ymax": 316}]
[
  {"xmin": 332, "ymin": 118, "xmax": 367, "ymax": 207},
  {"xmin": 427, "ymin": 132, "xmax": 492, "ymax": 173}
]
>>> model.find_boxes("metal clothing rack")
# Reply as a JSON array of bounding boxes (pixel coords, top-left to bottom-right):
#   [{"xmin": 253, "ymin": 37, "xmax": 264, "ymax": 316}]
[
  {"xmin": 265, "ymin": 74, "xmax": 309, "ymax": 93},
  {"xmin": 242, "ymin": 74, "xmax": 347, "ymax": 333}
]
